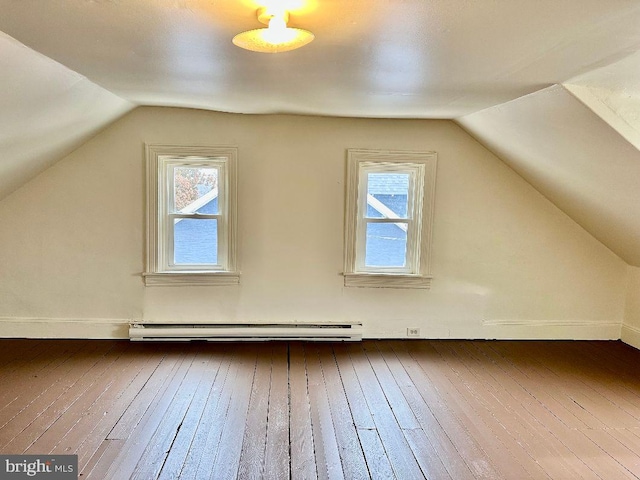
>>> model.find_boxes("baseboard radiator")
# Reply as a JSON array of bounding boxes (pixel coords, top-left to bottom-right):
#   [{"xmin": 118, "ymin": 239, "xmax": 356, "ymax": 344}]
[{"xmin": 129, "ymin": 322, "xmax": 363, "ymax": 342}]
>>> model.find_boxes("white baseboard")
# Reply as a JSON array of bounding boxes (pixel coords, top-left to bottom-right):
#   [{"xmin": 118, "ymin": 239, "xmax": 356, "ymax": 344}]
[
  {"xmin": 365, "ymin": 320, "xmax": 621, "ymax": 340},
  {"xmin": 621, "ymin": 324, "xmax": 640, "ymax": 350},
  {"xmin": 0, "ymin": 316, "xmax": 626, "ymax": 342},
  {"xmin": 480, "ymin": 319, "xmax": 621, "ymax": 340},
  {"xmin": 0, "ymin": 317, "xmax": 130, "ymax": 339}
]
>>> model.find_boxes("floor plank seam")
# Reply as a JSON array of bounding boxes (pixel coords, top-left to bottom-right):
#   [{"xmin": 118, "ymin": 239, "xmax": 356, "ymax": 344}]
[
  {"xmin": 104, "ymin": 351, "xmax": 169, "ymax": 440},
  {"xmin": 287, "ymin": 343, "xmax": 293, "ymax": 480},
  {"xmin": 3, "ymin": 340, "xmax": 640, "ymax": 480}
]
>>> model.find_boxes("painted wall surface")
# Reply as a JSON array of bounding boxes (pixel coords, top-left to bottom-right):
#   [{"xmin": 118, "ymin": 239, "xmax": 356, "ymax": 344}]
[
  {"xmin": 0, "ymin": 108, "xmax": 628, "ymax": 339},
  {"xmin": 622, "ymin": 267, "xmax": 640, "ymax": 349}
]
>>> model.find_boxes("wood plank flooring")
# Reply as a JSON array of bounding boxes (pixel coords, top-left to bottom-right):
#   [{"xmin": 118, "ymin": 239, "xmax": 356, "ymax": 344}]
[{"xmin": 1, "ymin": 339, "xmax": 640, "ymax": 479}]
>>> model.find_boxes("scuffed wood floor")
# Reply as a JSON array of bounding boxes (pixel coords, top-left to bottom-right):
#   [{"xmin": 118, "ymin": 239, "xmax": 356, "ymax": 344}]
[{"xmin": 1, "ymin": 339, "xmax": 640, "ymax": 479}]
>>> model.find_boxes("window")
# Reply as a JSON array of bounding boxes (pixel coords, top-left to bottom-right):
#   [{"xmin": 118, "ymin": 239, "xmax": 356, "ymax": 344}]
[
  {"xmin": 144, "ymin": 145, "xmax": 239, "ymax": 286},
  {"xmin": 344, "ymin": 149, "xmax": 436, "ymax": 288}
]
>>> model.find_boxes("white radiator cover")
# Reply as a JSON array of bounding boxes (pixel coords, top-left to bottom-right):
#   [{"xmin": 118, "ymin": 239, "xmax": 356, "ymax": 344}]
[{"xmin": 129, "ymin": 322, "xmax": 363, "ymax": 341}]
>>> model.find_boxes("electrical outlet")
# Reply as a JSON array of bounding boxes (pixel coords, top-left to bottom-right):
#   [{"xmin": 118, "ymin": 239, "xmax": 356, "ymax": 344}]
[{"xmin": 407, "ymin": 327, "xmax": 420, "ymax": 337}]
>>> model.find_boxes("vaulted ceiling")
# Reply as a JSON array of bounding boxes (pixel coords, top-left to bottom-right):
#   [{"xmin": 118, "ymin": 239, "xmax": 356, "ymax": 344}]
[{"xmin": 1, "ymin": 0, "xmax": 639, "ymax": 264}]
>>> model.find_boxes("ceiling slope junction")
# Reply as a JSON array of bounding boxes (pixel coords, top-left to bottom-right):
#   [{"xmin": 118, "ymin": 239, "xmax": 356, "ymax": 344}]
[
  {"xmin": 458, "ymin": 85, "xmax": 640, "ymax": 266},
  {"xmin": 0, "ymin": 32, "xmax": 133, "ymax": 200}
]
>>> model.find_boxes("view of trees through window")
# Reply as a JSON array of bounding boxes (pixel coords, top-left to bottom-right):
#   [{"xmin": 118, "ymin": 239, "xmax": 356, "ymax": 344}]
[{"xmin": 174, "ymin": 167, "xmax": 218, "ymax": 211}]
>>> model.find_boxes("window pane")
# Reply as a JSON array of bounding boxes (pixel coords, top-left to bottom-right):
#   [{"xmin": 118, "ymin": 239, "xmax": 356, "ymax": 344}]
[
  {"xmin": 173, "ymin": 167, "xmax": 219, "ymax": 213},
  {"xmin": 366, "ymin": 173, "xmax": 409, "ymax": 219},
  {"xmin": 365, "ymin": 222, "xmax": 407, "ymax": 267},
  {"xmin": 173, "ymin": 218, "xmax": 218, "ymax": 265}
]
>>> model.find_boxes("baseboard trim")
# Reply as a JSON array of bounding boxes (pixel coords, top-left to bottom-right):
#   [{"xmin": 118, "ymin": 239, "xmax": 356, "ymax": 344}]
[
  {"xmin": 483, "ymin": 319, "xmax": 620, "ymax": 327},
  {"xmin": 481, "ymin": 319, "xmax": 621, "ymax": 340},
  {"xmin": 0, "ymin": 317, "xmax": 625, "ymax": 342},
  {"xmin": 621, "ymin": 324, "xmax": 640, "ymax": 350},
  {"xmin": 0, "ymin": 317, "xmax": 130, "ymax": 339}
]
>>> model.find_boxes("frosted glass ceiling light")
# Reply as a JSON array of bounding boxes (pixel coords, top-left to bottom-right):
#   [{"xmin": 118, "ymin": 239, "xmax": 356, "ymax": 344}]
[{"xmin": 232, "ymin": 7, "xmax": 314, "ymax": 53}]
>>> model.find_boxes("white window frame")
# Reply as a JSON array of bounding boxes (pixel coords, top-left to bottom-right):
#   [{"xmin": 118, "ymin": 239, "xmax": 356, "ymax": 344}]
[
  {"xmin": 143, "ymin": 144, "xmax": 239, "ymax": 286},
  {"xmin": 344, "ymin": 149, "xmax": 437, "ymax": 288}
]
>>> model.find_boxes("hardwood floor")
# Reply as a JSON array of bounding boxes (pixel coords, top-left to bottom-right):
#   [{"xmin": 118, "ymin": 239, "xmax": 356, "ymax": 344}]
[{"xmin": 1, "ymin": 339, "xmax": 640, "ymax": 479}]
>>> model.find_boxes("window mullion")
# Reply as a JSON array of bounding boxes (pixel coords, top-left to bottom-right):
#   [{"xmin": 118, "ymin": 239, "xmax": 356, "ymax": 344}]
[
  {"xmin": 161, "ymin": 163, "xmax": 172, "ymax": 271},
  {"xmin": 364, "ymin": 218, "xmax": 410, "ymax": 224},
  {"xmin": 167, "ymin": 213, "xmax": 176, "ymax": 269},
  {"xmin": 169, "ymin": 213, "xmax": 220, "ymax": 220},
  {"xmin": 407, "ymin": 165, "xmax": 425, "ymax": 273},
  {"xmin": 217, "ymin": 163, "xmax": 227, "ymax": 270},
  {"xmin": 355, "ymin": 168, "xmax": 371, "ymax": 271},
  {"xmin": 403, "ymin": 170, "xmax": 417, "ymax": 273}
]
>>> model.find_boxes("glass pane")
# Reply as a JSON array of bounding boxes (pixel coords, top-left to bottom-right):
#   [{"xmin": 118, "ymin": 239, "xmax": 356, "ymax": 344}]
[
  {"xmin": 365, "ymin": 222, "xmax": 407, "ymax": 267},
  {"xmin": 173, "ymin": 218, "xmax": 218, "ymax": 265},
  {"xmin": 366, "ymin": 173, "xmax": 409, "ymax": 219},
  {"xmin": 173, "ymin": 167, "xmax": 219, "ymax": 213}
]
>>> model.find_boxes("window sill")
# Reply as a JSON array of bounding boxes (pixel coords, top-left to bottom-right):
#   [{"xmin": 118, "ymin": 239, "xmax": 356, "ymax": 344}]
[
  {"xmin": 143, "ymin": 271, "xmax": 240, "ymax": 286},
  {"xmin": 343, "ymin": 272, "xmax": 432, "ymax": 289}
]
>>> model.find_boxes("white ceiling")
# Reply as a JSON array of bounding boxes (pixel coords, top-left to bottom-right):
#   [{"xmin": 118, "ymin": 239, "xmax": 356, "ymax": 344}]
[
  {"xmin": 2, "ymin": 0, "xmax": 640, "ymax": 118},
  {"xmin": 1, "ymin": 0, "xmax": 640, "ymax": 265}
]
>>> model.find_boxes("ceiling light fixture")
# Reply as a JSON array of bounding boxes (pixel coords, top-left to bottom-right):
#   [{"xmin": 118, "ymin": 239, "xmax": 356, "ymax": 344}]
[{"xmin": 232, "ymin": 7, "xmax": 314, "ymax": 53}]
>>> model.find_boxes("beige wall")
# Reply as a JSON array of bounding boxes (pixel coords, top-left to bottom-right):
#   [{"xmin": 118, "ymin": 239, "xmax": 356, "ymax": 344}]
[
  {"xmin": 622, "ymin": 267, "xmax": 640, "ymax": 348},
  {"xmin": 0, "ymin": 107, "xmax": 628, "ymax": 338}
]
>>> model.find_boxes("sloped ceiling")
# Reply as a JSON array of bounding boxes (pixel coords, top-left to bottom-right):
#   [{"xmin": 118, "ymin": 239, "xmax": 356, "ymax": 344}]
[
  {"xmin": 564, "ymin": 50, "xmax": 640, "ymax": 152},
  {"xmin": 457, "ymin": 84, "xmax": 640, "ymax": 266},
  {"xmin": 1, "ymin": 1, "xmax": 640, "ymax": 265},
  {"xmin": 458, "ymin": 48, "xmax": 640, "ymax": 268},
  {"xmin": 0, "ymin": 32, "xmax": 133, "ymax": 200}
]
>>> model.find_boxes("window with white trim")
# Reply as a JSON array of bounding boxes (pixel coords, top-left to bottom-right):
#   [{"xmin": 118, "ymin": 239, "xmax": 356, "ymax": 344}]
[
  {"xmin": 144, "ymin": 145, "xmax": 239, "ymax": 286},
  {"xmin": 343, "ymin": 149, "xmax": 436, "ymax": 288}
]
